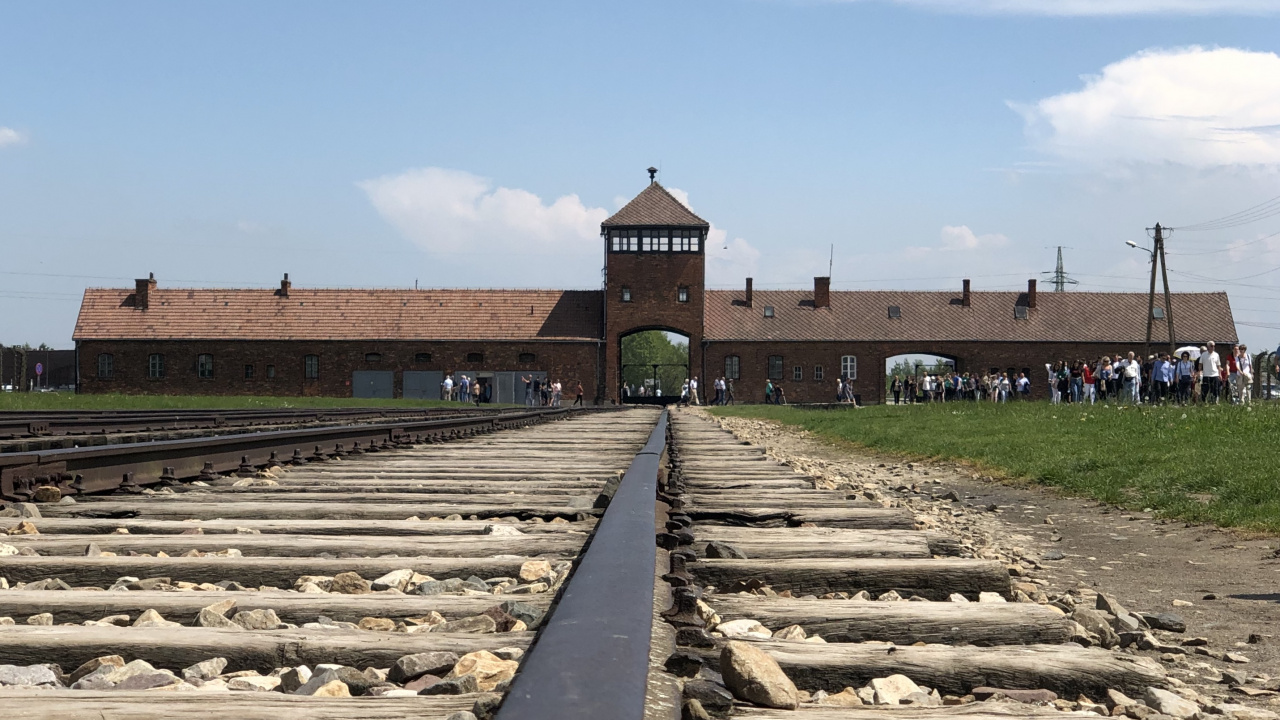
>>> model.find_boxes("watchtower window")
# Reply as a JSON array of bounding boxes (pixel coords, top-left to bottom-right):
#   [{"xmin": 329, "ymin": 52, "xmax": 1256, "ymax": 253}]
[
  {"xmin": 621, "ymin": 286, "xmax": 632, "ymax": 302},
  {"xmin": 678, "ymin": 287, "xmax": 689, "ymax": 303},
  {"xmin": 673, "ymin": 230, "xmax": 700, "ymax": 252}
]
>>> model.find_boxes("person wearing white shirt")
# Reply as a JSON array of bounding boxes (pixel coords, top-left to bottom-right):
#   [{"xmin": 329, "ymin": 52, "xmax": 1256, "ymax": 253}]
[
  {"xmin": 1236, "ymin": 345, "xmax": 1253, "ymax": 405},
  {"xmin": 1200, "ymin": 342, "xmax": 1222, "ymax": 404}
]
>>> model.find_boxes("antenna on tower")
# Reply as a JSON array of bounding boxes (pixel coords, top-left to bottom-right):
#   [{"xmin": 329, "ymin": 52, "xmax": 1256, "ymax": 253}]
[{"xmin": 1041, "ymin": 246, "xmax": 1078, "ymax": 292}]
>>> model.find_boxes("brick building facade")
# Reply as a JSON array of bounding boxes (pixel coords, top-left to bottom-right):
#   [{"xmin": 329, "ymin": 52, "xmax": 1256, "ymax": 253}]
[{"xmin": 73, "ymin": 174, "xmax": 1239, "ymax": 403}]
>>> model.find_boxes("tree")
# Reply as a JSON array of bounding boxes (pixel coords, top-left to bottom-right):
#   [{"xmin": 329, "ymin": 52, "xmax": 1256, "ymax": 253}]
[{"xmin": 621, "ymin": 331, "xmax": 689, "ymax": 395}]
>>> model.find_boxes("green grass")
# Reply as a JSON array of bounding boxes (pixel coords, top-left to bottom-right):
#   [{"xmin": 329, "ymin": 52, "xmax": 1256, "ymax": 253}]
[
  {"xmin": 0, "ymin": 393, "xmax": 476, "ymax": 411},
  {"xmin": 711, "ymin": 402, "xmax": 1280, "ymax": 532}
]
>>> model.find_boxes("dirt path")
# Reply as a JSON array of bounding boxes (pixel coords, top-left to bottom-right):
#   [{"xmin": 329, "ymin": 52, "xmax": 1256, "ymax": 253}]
[{"xmin": 702, "ymin": 410, "xmax": 1280, "ymax": 710}]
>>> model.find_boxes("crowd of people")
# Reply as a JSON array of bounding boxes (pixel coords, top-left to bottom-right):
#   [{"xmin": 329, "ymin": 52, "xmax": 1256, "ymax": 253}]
[
  {"xmin": 438, "ymin": 373, "xmax": 583, "ymax": 407},
  {"xmin": 888, "ymin": 342, "xmax": 1261, "ymax": 406}
]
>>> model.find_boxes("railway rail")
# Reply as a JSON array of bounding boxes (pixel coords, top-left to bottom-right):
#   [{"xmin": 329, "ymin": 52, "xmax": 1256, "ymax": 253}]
[
  {"xmin": 0, "ymin": 406, "xmax": 513, "ymax": 451},
  {"xmin": 0, "ymin": 407, "xmax": 1178, "ymax": 719}
]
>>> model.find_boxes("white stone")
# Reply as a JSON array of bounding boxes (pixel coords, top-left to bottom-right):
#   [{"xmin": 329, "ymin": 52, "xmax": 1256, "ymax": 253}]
[{"xmin": 869, "ymin": 674, "xmax": 922, "ymax": 705}]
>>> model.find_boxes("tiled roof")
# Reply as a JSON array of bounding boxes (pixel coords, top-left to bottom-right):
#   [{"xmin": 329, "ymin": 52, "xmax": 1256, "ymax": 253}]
[
  {"xmin": 704, "ymin": 289, "xmax": 1238, "ymax": 345},
  {"xmin": 73, "ymin": 288, "xmax": 603, "ymax": 342},
  {"xmin": 602, "ymin": 183, "xmax": 709, "ymax": 228}
]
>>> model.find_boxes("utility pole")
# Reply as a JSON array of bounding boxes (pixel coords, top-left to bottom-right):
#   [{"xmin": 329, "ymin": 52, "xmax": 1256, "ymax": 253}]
[{"xmin": 1144, "ymin": 223, "xmax": 1177, "ymax": 360}]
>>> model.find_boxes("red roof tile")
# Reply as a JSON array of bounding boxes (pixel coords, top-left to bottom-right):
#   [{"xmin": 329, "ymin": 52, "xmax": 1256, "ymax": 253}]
[
  {"xmin": 73, "ymin": 288, "xmax": 602, "ymax": 342},
  {"xmin": 602, "ymin": 183, "xmax": 709, "ymax": 228},
  {"xmin": 704, "ymin": 289, "xmax": 1238, "ymax": 345}
]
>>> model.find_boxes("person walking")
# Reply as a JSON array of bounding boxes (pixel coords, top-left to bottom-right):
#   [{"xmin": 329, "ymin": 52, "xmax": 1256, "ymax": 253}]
[
  {"xmin": 1236, "ymin": 345, "xmax": 1253, "ymax": 404},
  {"xmin": 574, "ymin": 381, "xmax": 584, "ymax": 406},
  {"xmin": 689, "ymin": 376, "xmax": 700, "ymax": 406},
  {"xmin": 764, "ymin": 379, "xmax": 774, "ymax": 404},
  {"xmin": 471, "ymin": 378, "xmax": 482, "ymax": 406},
  {"xmin": 890, "ymin": 375, "xmax": 902, "ymax": 405},
  {"xmin": 1200, "ymin": 342, "xmax": 1222, "ymax": 404},
  {"xmin": 726, "ymin": 378, "xmax": 735, "ymax": 405},
  {"xmin": 1176, "ymin": 351, "xmax": 1195, "ymax": 404}
]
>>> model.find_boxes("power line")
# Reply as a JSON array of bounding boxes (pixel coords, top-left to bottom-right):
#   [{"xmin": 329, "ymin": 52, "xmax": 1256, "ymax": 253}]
[
  {"xmin": 1176, "ymin": 191, "xmax": 1280, "ymax": 232},
  {"xmin": 1166, "ymin": 228, "xmax": 1280, "ymax": 256},
  {"xmin": 1041, "ymin": 246, "xmax": 1078, "ymax": 292}
]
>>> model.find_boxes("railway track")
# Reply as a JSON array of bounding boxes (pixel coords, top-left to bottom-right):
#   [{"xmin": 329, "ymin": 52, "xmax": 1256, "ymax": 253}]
[
  {"xmin": 0, "ymin": 406, "xmax": 511, "ymax": 451},
  {"xmin": 0, "ymin": 406, "xmax": 1181, "ymax": 719}
]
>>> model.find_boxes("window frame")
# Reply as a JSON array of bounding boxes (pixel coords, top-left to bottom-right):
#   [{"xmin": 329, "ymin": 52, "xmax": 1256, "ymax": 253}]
[
  {"xmin": 841, "ymin": 355, "xmax": 857, "ymax": 380},
  {"xmin": 518, "ymin": 352, "xmax": 536, "ymax": 363},
  {"xmin": 197, "ymin": 354, "xmax": 214, "ymax": 379},
  {"xmin": 96, "ymin": 353, "xmax": 114, "ymax": 379},
  {"xmin": 266, "ymin": 364, "xmax": 276, "ymax": 379},
  {"xmin": 364, "ymin": 352, "xmax": 382, "ymax": 363},
  {"xmin": 792, "ymin": 365, "xmax": 803, "ymax": 381},
  {"xmin": 814, "ymin": 365, "xmax": 824, "ymax": 381},
  {"xmin": 768, "ymin": 355, "xmax": 784, "ymax": 380},
  {"xmin": 304, "ymin": 354, "xmax": 319, "ymax": 380},
  {"xmin": 466, "ymin": 352, "xmax": 484, "ymax": 363},
  {"xmin": 621, "ymin": 286, "xmax": 632, "ymax": 303},
  {"xmin": 148, "ymin": 353, "xmax": 165, "ymax": 380},
  {"xmin": 724, "ymin": 355, "xmax": 740, "ymax": 380},
  {"xmin": 677, "ymin": 286, "xmax": 689, "ymax": 303},
  {"xmin": 414, "ymin": 352, "xmax": 431, "ymax": 363},
  {"xmin": 763, "ymin": 306, "xmax": 775, "ymax": 318},
  {"xmin": 244, "ymin": 364, "xmax": 254, "ymax": 379}
]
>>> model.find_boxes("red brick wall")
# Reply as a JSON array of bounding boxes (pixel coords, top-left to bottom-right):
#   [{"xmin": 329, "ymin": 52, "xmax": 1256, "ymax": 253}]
[
  {"xmin": 75, "ymin": 340, "xmax": 600, "ymax": 399},
  {"xmin": 703, "ymin": 341, "xmax": 1157, "ymax": 404},
  {"xmin": 605, "ymin": 250, "xmax": 705, "ymax": 401}
]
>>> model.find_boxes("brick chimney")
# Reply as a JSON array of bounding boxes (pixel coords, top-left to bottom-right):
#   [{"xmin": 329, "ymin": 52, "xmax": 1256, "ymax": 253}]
[
  {"xmin": 962, "ymin": 278, "xmax": 971, "ymax": 308},
  {"xmin": 277, "ymin": 273, "xmax": 291, "ymax": 298},
  {"xmin": 134, "ymin": 273, "xmax": 156, "ymax": 310},
  {"xmin": 814, "ymin": 276, "xmax": 830, "ymax": 309},
  {"xmin": 745, "ymin": 277, "xmax": 753, "ymax": 308},
  {"xmin": 1027, "ymin": 278, "xmax": 1037, "ymax": 309}
]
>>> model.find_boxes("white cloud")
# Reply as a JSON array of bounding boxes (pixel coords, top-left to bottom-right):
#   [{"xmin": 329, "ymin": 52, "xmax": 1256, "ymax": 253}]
[
  {"xmin": 907, "ymin": 225, "xmax": 1009, "ymax": 257},
  {"xmin": 1015, "ymin": 47, "xmax": 1280, "ymax": 167},
  {"xmin": 666, "ymin": 186, "xmax": 762, "ymax": 283},
  {"xmin": 834, "ymin": 0, "xmax": 1280, "ymax": 15},
  {"xmin": 0, "ymin": 127, "xmax": 25, "ymax": 147},
  {"xmin": 359, "ymin": 167, "xmax": 609, "ymax": 263}
]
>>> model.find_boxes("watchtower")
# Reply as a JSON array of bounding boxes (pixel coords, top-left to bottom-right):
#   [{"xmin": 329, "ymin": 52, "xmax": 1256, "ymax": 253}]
[{"xmin": 602, "ymin": 168, "xmax": 709, "ymax": 401}]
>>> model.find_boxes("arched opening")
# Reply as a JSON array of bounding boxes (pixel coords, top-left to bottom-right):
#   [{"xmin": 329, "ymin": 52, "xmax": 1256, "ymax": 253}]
[
  {"xmin": 885, "ymin": 353, "xmax": 959, "ymax": 404},
  {"xmin": 620, "ymin": 329, "xmax": 690, "ymax": 405}
]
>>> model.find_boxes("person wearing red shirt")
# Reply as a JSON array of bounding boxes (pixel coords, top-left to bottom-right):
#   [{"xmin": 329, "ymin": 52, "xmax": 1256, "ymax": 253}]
[{"xmin": 1082, "ymin": 362, "xmax": 1095, "ymax": 404}]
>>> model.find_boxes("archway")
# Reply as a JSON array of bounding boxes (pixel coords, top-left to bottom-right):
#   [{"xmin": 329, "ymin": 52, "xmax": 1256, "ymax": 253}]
[
  {"xmin": 884, "ymin": 353, "xmax": 958, "ymax": 404},
  {"xmin": 619, "ymin": 329, "xmax": 690, "ymax": 405}
]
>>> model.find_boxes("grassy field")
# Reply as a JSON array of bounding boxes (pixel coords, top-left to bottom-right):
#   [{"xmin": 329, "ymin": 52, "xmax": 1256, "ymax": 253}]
[
  {"xmin": 711, "ymin": 401, "xmax": 1280, "ymax": 532},
  {"xmin": 0, "ymin": 393, "xmax": 478, "ymax": 411}
]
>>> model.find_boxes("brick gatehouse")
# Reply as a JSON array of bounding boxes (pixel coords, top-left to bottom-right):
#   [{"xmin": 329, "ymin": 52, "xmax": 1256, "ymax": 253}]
[{"xmin": 73, "ymin": 172, "xmax": 1238, "ymax": 403}]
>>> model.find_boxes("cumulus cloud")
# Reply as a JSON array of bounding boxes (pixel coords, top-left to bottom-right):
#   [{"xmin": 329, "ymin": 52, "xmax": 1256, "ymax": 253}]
[
  {"xmin": 1015, "ymin": 47, "xmax": 1280, "ymax": 167},
  {"xmin": 907, "ymin": 225, "xmax": 1009, "ymax": 257},
  {"xmin": 359, "ymin": 167, "xmax": 609, "ymax": 261},
  {"xmin": 832, "ymin": 0, "xmax": 1280, "ymax": 15},
  {"xmin": 0, "ymin": 127, "xmax": 25, "ymax": 147}
]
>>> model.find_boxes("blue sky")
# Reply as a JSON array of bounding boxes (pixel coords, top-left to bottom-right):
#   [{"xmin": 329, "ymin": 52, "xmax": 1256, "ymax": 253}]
[{"xmin": 2, "ymin": 0, "xmax": 1280, "ymax": 351}]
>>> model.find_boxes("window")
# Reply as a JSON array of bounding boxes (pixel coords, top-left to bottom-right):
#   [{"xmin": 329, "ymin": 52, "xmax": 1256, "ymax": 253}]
[
  {"xmin": 414, "ymin": 353, "xmax": 431, "ymax": 363},
  {"xmin": 814, "ymin": 365, "xmax": 824, "ymax": 381},
  {"xmin": 1014, "ymin": 306, "xmax": 1029, "ymax": 320},
  {"xmin": 244, "ymin": 364, "xmax": 254, "ymax": 379},
  {"xmin": 621, "ymin": 287, "xmax": 632, "ymax": 303},
  {"xmin": 266, "ymin": 364, "xmax": 276, "ymax": 379},
  {"xmin": 148, "ymin": 353, "xmax": 165, "ymax": 379},
  {"xmin": 888, "ymin": 305, "xmax": 901, "ymax": 319},
  {"xmin": 610, "ymin": 231, "xmax": 621, "ymax": 252},
  {"xmin": 197, "ymin": 354, "xmax": 214, "ymax": 379},
  {"xmin": 466, "ymin": 352, "xmax": 484, "ymax": 363},
  {"xmin": 364, "ymin": 353, "xmax": 382, "ymax": 363},
  {"xmin": 724, "ymin": 355, "xmax": 740, "ymax": 380},
  {"xmin": 793, "ymin": 365, "xmax": 803, "ymax": 381},
  {"xmin": 519, "ymin": 352, "xmax": 536, "ymax": 363},
  {"xmin": 96, "ymin": 353, "xmax": 114, "ymax": 379},
  {"xmin": 768, "ymin": 355, "xmax": 784, "ymax": 380},
  {"xmin": 678, "ymin": 287, "xmax": 689, "ymax": 303},
  {"xmin": 672, "ymin": 229, "xmax": 701, "ymax": 252},
  {"xmin": 763, "ymin": 306, "xmax": 775, "ymax": 318},
  {"xmin": 304, "ymin": 354, "xmax": 319, "ymax": 380},
  {"xmin": 1153, "ymin": 307, "xmax": 1165, "ymax": 319},
  {"xmin": 841, "ymin": 355, "xmax": 857, "ymax": 380}
]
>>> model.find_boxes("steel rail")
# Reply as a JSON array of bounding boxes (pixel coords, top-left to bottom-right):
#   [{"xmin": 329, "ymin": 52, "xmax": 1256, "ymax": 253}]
[
  {"xmin": 497, "ymin": 409, "xmax": 668, "ymax": 720},
  {"xmin": 0, "ymin": 406, "xmax": 511, "ymax": 439},
  {"xmin": 0, "ymin": 408, "xmax": 581, "ymax": 501}
]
